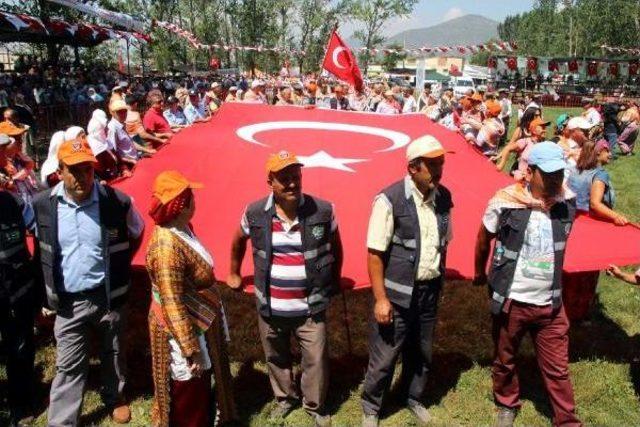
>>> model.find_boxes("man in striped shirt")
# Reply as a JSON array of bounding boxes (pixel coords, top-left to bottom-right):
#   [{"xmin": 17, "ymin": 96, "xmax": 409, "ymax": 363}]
[{"xmin": 228, "ymin": 150, "xmax": 342, "ymax": 427}]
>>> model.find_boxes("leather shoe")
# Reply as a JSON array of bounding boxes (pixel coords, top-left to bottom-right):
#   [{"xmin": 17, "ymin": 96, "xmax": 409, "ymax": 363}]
[{"xmin": 111, "ymin": 404, "xmax": 131, "ymax": 424}]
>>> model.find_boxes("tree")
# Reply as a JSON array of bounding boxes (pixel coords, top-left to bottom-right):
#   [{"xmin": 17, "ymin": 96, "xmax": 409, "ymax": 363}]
[
  {"xmin": 380, "ymin": 43, "xmax": 406, "ymax": 71},
  {"xmin": 348, "ymin": 0, "xmax": 418, "ymax": 75},
  {"xmin": 292, "ymin": 0, "xmax": 351, "ymax": 74}
]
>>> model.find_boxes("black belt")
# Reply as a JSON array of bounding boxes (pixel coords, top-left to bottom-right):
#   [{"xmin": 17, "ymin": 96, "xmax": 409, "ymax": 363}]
[
  {"xmin": 60, "ymin": 284, "xmax": 105, "ymax": 299},
  {"xmin": 414, "ymin": 278, "xmax": 441, "ymax": 287}
]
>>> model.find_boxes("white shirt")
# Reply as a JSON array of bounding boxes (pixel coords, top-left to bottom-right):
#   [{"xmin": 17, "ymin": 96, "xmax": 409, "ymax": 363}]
[
  {"xmin": 499, "ymin": 98, "xmax": 512, "ymax": 119},
  {"xmin": 107, "ymin": 118, "xmax": 138, "ymax": 160},
  {"xmin": 376, "ymin": 100, "xmax": 399, "ymax": 114},
  {"xmin": 402, "ymin": 96, "xmax": 417, "ymax": 113},
  {"xmin": 584, "ymin": 107, "xmax": 602, "ymax": 127},
  {"xmin": 483, "ymin": 208, "xmax": 555, "ymax": 306}
]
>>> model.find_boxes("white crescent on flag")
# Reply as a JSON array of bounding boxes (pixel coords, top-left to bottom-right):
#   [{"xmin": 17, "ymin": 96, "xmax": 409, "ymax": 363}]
[{"xmin": 332, "ymin": 46, "xmax": 347, "ymax": 69}]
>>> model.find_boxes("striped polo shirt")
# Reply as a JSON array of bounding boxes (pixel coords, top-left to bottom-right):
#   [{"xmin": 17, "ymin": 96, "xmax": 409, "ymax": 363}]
[{"xmin": 241, "ymin": 194, "xmax": 337, "ymax": 317}]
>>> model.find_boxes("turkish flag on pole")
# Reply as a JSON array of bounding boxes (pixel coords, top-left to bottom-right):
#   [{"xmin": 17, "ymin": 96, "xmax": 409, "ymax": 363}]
[{"xmin": 322, "ymin": 29, "xmax": 364, "ymax": 91}]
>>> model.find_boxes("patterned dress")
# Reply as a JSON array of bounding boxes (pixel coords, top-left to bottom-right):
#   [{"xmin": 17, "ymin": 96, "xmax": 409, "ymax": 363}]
[{"xmin": 146, "ymin": 226, "xmax": 236, "ymax": 427}]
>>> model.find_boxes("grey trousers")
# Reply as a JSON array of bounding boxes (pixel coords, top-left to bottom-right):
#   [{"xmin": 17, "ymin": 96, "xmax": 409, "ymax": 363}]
[
  {"xmin": 257, "ymin": 312, "xmax": 329, "ymax": 416},
  {"xmin": 47, "ymin": 289, "xmax": 126, "ymax": 427},
  {"xmin": 361, "ymin": 280, "xmax": 441, "ymax": 415}
]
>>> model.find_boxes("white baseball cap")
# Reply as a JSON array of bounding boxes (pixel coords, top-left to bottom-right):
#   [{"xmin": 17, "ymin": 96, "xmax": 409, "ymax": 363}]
[
  {"xmin": 567, "ymin": 116, "xmax": 593, "ymax": 130},
  {"xmin": 406, "ymin": 135, "xmax": 445, "ymax": 161},
  {"xmin": 251, "ymin": 79, "xmax": 265, "ymax": 89}
]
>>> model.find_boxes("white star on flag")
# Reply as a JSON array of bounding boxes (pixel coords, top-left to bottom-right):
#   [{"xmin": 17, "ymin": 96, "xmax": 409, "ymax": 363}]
[{"xmin": 297, "ymin": 150, "xmax": 367, "ymax": 173}]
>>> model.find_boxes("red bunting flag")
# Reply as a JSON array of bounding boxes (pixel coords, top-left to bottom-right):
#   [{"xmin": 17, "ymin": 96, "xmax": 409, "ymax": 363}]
[{"xmin": 322, "ymin": 29, "xmax": 363, "ymax": 91}]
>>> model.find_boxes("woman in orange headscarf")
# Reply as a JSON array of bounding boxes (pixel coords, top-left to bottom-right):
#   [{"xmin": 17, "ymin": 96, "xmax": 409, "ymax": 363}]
[{"xmin": 145, "ymin": 170, "xmax": 236, "ymax": 427}]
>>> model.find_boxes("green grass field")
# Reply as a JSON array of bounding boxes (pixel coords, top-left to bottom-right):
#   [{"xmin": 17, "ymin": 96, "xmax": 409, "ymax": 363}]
[{"xmin": 3, "ymin": 107, "xmax": 639, "ymax": 426}]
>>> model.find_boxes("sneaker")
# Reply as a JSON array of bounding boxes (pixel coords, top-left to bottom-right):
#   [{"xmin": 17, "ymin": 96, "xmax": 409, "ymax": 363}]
[
  {"xmin": 314, "ymin": 413, "xmax": 332, "ymax": 427},
  {"xmin": 494, "ymin": 406, "xmax": 517, "ymax": 427},
  {"xmin": 407, "ymin": 400, "xmax": 432, "ymax": 425},
  {"xmin": 269, "ymin": 401, "xmax": 296, "ymax": 420},
  {"xmin": 111, "ymin": 404, "xmax": 131, "ymax": 424},
  {"xmin": 362, "ymin": 413, "xmax": 379, "ymax": 427}
]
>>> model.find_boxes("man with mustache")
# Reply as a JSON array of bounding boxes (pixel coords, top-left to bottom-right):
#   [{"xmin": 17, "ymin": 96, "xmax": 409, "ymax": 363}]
[
  {"xmin": 227, "ymin": 150, "xmax": 343, "ymax": 427},
  {"xmin": 473, "ymin": 142, "xmax": 580, "ymax": 427},
  {"xmin": 361, "ymin": 136, "xmax": 453, "ymax": 427}
]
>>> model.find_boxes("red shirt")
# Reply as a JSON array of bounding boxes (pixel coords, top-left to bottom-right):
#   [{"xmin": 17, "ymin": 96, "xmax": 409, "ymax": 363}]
[{"xmin": 143, "ymin": 108, "xmax": 171, "ymax": 134}]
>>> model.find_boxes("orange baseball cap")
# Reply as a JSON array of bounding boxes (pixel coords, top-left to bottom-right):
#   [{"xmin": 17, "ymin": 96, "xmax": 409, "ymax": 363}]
[
  {"xmin": 470, "ymin": 93, "xmax": 484, "ymax": 103},
  {"xmin": 266, "ymin": 150, "xmax": 303, "ymax": 174},
  {"xmin": 57, "ymin": 137, "xmax": 97, "ymax": 166},
  {"xmin": 529, "ymin": 117, "xmax": 551, "ymax": 134},
  {"xmin": 485, "ymin": 100, "xmax": 502, "ymax": 117},
  {"xmin": 152, "ymin": 170, "xmax": 204, "ymax": 204},
  {"xmin": 0, "ymin": 121, "xmax": 27, "ymax": 136}
]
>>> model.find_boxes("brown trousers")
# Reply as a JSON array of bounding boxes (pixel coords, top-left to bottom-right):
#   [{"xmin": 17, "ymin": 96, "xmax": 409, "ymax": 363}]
[{"xmin": 257, "ymin": 312, "xmax": 329, "ymax": 416}]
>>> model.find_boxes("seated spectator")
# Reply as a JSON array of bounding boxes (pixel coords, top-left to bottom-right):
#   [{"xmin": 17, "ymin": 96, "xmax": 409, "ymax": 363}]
[
  {"xmin": 617, "ymin": 100, "xmax": 639, "ymax": 155},
  {"xmin": 460, "ymin": 94, "xmax": 485, "ymax": 141},
  {"xmin": 143, "ymin": 94, "xmax": 174, "ymax": 138},
  {"xmin": 567, "ymin": 139, "xmax": 628, "ymax": 225},
  {"xmin": 375, "ymin": 90, "xmax": 401, "ymax": 114},
  {"xmin": 126, "ymin": 94, "xmax": 168, "ymax": 148},
  {"xmin": 553, "ymin": 113, "xmax": 572, "ymax": 152},
  {"xmin": 225, "ymin": 87, "xmax": 239, "ymax": 103},
  {"xmin": 243, "ymin": 80, "xmax": 268, "ymax": 104},
  {"xmin": 163, "ymin": 96, "xmax": 188, "ymax": 128},
  {"xmin": 329, "ymin": 85, "xmax": 351, "ymax": 110},
  {"xmin": 207, "ymin": 82, "xmax": 223, "ymax": 113},
  {"xmin": 184, "ymin": 90, "xmax": 209, "ymax": 124},
  {"xmin": 87, "ymin": 87, "xmax": 104, "ymax": 104},
  {"xmin": 0, "ymin": 121, "xmax": 38, "ymax": 204},
  {"xmin": 108, "ymin": 100, "xmax": 154, "ymax": 171},
  {"xmin": 476, "ymin": 100, "xmax": 505, "ymax": 156},
  {"xmin": 401, "ymin": 86, "xmax": 417, "ymax": 113},
  {"xmin": 40, "ymin": 130, "xmax": 65, "ymax": 188},
  {"xmin": 494, "ymin": 117, "xmax": 549, "ymax": 178},
  {"xmin": 109, "ymin": 84, "xmax": 125, "ymax": 112},
  {"xmin": 421, "ymin": 94, "xmax": 440, "ymax": 121},
  {"xmin": 87, "ymin": 113, "xmax": 119, "ymax": 180},
  {"xmin": 275, "ymin": 87, "xmax": 295, "ymax": 106}
]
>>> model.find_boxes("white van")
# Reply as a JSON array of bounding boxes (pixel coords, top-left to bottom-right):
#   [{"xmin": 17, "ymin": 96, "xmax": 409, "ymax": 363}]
[{"xmin": 450, "ymin": 76, "xmax": 475, "ymax": 98}]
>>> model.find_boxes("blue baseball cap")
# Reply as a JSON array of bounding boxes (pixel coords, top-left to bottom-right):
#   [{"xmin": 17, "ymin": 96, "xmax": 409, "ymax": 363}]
[{"xmin": 528, "ymin": 141, "xmax": 567, "ymax": 173}]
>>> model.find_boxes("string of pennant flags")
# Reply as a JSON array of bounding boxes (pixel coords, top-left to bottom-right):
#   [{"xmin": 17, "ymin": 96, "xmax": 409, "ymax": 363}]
[
  {"xmin": 601, "ymin": 44, "xmax": 640, "ymax": 56},
  {"xmin": 154, "ymin": 20, "xmax": 516, "ymax": 57}
]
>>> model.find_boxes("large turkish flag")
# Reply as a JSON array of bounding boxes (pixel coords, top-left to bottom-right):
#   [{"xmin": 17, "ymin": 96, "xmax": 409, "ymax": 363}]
[{"xmin": 115, "ymin": 103, "xmax": 640, "ymax": 289}]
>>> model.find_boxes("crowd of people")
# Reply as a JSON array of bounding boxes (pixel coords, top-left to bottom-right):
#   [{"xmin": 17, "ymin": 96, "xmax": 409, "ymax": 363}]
[{"xmin": 0, "ymin": 60, "xmax": 639, "ymax": 427}]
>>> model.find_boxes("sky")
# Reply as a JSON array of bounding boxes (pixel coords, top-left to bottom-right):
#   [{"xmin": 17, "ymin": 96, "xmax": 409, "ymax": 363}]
[{"xmin": 342, "ymin": 0, "xmax": 535, "ymax": 38}]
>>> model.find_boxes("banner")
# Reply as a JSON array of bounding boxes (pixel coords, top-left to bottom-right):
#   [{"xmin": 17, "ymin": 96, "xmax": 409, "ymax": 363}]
[
  {"xmin": 46, "ymin": 0, "xmax": 147, "ymax": 32},
  {"xmin": 114, "ymin": 104, "xmax": 640, "ymax": 289}
]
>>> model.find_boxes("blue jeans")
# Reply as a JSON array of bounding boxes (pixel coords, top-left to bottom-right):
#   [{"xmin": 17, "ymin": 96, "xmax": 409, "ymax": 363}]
[{"xmin": 605, "ymin": 131, "xmax": 619, "ymax": 155}]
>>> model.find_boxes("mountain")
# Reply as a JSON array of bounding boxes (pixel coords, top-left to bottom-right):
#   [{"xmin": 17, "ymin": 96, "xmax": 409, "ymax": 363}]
[{"xmin": 348, "ymin": 14, "xmax": 499, "ymax": 48}]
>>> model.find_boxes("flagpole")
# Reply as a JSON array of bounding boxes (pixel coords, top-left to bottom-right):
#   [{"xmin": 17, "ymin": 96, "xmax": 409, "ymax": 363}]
[{"xmin": 317, "ymin": 22, "xmax": 339, "ymax": 78}]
